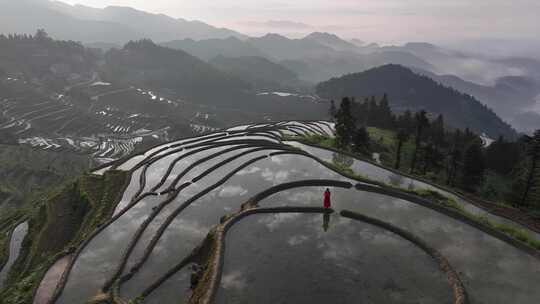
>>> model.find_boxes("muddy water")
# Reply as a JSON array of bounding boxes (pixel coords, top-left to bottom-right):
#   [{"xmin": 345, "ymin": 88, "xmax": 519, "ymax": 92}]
[{"xmin": 33, "ymin": 255, "xmax": 72, "ymax": 304}]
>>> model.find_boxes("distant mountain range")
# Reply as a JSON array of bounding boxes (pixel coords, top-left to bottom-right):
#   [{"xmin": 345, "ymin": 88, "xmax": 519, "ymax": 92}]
[
  {"xmin": 1, "ymin": 0, "xmax": 539, "ymax": 134},
  {"xmin": 413, "ymin": 68, "xmax": 540, "ymax": 118},
  {"xmin": 101, "ymin": 40, "xmax": 250, "ymax": 105},
  {"xmin": 316, "ymin": 65, "xmax": 518, "ymax": 139},
  {"xmin": 0, "ymin": 0, "xmax": 245, "ymax": 43},
  {"xmin": 209, "ymin": 55, "xmax": 302, "ymax": 90},
  {"xmin": 161, "ymin": 37, "xmax": 267, "ymax": 61},
  {"xmin": 163, "ymin": 33, "xmax": 436, "ymax": 84}
]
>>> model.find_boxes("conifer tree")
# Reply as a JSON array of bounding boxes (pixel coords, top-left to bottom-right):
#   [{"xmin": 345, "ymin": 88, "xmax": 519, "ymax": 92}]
[
  {"xmin": 485, "ymin": 136, "xmax": 520, "ymax": 175},
  {"xmin": 410, "ymin": 110, "xmax": 429, "ymax": 174},
  {"xmin": 429, "ymin": 114, "xmax": 446, "ymax": 148},
  {"xmin": 335, "ymin": 97, "xmax": 355, "ymax": 148},
  {"xmin": 422, "ymin": 143, "xmax": 443, "ymax": 175},
  {"xmin": 394, "ymin": 128, "xmax": 409, "ymax": 169},
  {"xmin": 378, "ymin": 93, "xmax": 394, "ymax": 129},
  {"xmin": 509, "ymin": 130, "xmax": 540, "ymax": 207},
  {"xmin": 461, "ymin": 140, "xmax": 485, "ymax": 192},
  {"xmin": 353, "ymin": 126, "xmax": 370, "ymax": 154},
  {"xmin": 329, "ymin": 100, "xmax": 337, "ymax": 120},
  {"xmin": 35, "ymin": 29, "xmax": 49, "ymax": 41}
]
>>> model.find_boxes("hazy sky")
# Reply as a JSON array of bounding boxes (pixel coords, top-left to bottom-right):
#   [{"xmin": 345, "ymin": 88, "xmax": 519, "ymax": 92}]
[{"xmin": 59, "ymin": 0, "xmax": 540, "ymax": 44}]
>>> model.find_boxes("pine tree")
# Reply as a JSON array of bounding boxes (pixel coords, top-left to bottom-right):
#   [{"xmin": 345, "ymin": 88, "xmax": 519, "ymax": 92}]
[
  {"xmin": 410, "ymin": 110, "xmax": 429, "ymax": 174},
  {"xmin": 353, "ymin": 127, "xmax": 370, "ymax": 154},
  {"xmin": 329, "ymin": 100, "xmax": 337, "ymax": 120},
  {"xmin": 461, "ymin": 140, "xmax": 485, "ymax": 192},
  {"xmin": 378, "ymin": 93, "xmax": 394, "ymax": 129},
  {"xmin": 335, "ymin": 97, "xmax": 356, "ymax": 148},
  {"xmin": 422, "ymin": 142, "xmax": 443, "ymax": 175},
  {"xmin": 429, "ymin": 114, "xmax": 446, "ymax": 148},
  {"xmin": 366, "ymin": 96, "xmax": 377, "ymax": 125},
  {"xmin": 446, "ymin": 130, "xmax": 462, "ymax": 186},
  {"xmin": 394, "ymin": 128, "xmax": 409, "ymax": 169},
  {"xmin": 485, "ymin": 136, "xmax": 520, "ymax": 175},
  {"xmin": 509, "ymin": 130, "xmax": 540, "ymax": 207},
  {"xmin": 446, "ymin": 148, "xmax": 462, "ymax": 186},
  {"xmin": 35, "ymin": 29, "xmax": 50, "ymax": 41},
  {"xmin": 397, "ymin": 110, "xmax": 414, "ymax": 134}
]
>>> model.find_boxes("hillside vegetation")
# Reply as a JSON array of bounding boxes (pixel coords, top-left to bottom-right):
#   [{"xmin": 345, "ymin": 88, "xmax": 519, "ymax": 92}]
[
  {"xmin": 209, "ymin": 55, "xmax": 301, "ymax": 90},
  {"xmin": 102, "ymin": 39, "xmax": 250, "ymax": 104},
  {"xmin": 316, "ymin": 65, "xmax": 517, "ymax": 139},
  {"xmin": 318, "ymin": 96, "xmax": 540, "ymax": 212},
  {"xmin": 0, "ymin": 170, "xmax": 128, "ymax": 304},
  {"xmin": 0, "ymin": 144, "xmax": 90, "ymax": 214}
]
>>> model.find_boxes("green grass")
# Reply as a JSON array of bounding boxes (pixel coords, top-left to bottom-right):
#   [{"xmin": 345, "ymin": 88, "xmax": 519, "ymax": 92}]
[
  {"xmin": 0, "ymin": 144, "xmax": 90, "ymax": 217},
  {"xmin": 0, "ymin": 170, "xmax": 128, "ymax": 304},
  {"xmin": 367, "ymin": 127, "xmax": 396, "ymax": 148},
  {"xmin": 293, "ymin": 134, "xmax": 336, "ymax": 150},
  {"xmin": 406, "ymin": 188, "xmax": 540, "ymax": 250},
  {"xmin": 314, "ymin": 142, "xmax": 540, "ymax": 252},
  {"xmin": 0, "ymin": 231, "xmax": 8, "ymax": 269}
]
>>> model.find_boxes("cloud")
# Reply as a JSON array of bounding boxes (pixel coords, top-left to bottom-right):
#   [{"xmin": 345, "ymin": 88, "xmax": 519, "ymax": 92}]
[
  {"xmin": 239, "ymin": 20, "xmax": 313, "ymax": 29},
  {"xmin": 218, "ymin": 185, "xmax": 248, "ymax": 198}
]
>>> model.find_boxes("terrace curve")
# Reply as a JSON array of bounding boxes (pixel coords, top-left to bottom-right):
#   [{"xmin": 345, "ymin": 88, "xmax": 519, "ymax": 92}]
[
  {"xmin": 39, "ymin": 121, "xmax": 539, "ymax": 304},
  {"xmin": 196, "ymin": 207, "xmax": 466, "ymax": 304}
]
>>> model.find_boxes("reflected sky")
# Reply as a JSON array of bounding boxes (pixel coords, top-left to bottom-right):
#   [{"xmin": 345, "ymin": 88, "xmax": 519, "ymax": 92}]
[{"xmin": 218, "ymin": 213, "xmax": 452, "ymax": 304}]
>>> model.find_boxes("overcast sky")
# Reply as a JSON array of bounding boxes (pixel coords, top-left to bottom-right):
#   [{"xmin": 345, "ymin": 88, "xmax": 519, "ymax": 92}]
[{"xmin": 60, "ymin": 0, "xmax": 540, "ymax": 44}]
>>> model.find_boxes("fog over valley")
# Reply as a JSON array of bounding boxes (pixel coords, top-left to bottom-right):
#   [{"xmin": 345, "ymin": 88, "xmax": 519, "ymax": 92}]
[{"xmin": 1, "ymin": 2, "xmax": 540, "ymax": 304}]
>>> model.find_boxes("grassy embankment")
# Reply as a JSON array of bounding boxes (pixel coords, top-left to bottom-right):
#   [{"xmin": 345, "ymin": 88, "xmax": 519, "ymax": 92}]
[
  {"xmin": 291, "ymin": 130, "xmax": 540, "ymax": 251},
  {"xmin": 0, "ymin": 170, "xmax": 128, "ymax": 304},
  {"xmin": 297, "ymin": 128, "xmax": 521, "ymax": 206},
  {"xmin": 0, "ymin": 144, "xmax": 91, "ymax": 216}
]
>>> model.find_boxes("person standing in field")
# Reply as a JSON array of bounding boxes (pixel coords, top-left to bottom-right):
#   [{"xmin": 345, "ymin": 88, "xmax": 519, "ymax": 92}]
[{"xmin": 323, "ymin": 188, "xmax": 331, "ymax": 209}]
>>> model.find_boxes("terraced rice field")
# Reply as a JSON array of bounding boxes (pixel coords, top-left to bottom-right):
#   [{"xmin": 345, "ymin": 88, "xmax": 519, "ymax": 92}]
[
  {"xmin": 0, "ymin": 221, "xmax": 28, "ymax": 289},
  {"xmin": 0, "ymin": 78, "xmax": 178, "ymax": 162},
  {"xmin": 30, "ymin": 121, "xmax": 540, "ymax": 304}
]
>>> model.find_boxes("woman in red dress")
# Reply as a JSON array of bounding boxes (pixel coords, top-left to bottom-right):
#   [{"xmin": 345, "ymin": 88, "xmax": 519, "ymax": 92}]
[{"xmin": 323, "ymin": 188, "xmax": 331, "ymax": 209}]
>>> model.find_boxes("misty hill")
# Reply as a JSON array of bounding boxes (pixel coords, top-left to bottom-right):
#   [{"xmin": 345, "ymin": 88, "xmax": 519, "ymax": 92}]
[
  {"xmin": 159, "ymin": 34, "xmax": 430, "ymax": 84},
  {"xmin": 316, "ymin": 64, "xmax": 517, "ymax": 138},
  {"xmin": 0, "ymin": 0, "xmax": 140, "ymax": 43},
  {"xmin": 0, "ymin": 0, "xmax": 245, "ymax": 43},
  {"xmin": 0, "ymin": 32, "xmax": 97, "ymax": 89},
  {"xmin": 209, "ymin": 55, "xmax": 300, "ymax": 89},
  {"xmin": 50, "ymin": 1, "xmax": 246, "ymax": 41},
  {"xmin": 413, "ymin": 68, "xmax": 540, "ymax": 116},
  {"xmin": 100, "ymin": 40, "xmax": 327, "ymax": 118},
  {"xmin": 303, "ymin": 32, "xmax": 360, "ymax": 52},
  {"xmin": 161, "ymin": 37, "xmax": 267, "ymax": 61},
  {"xmin": 247, "ymin": 33, "xmax": 335, "ymax": 61},
  {"xmin": 241, "ymin": 34, "xmax": 433, "ymax": 82},
  {"xmin": 495, "ymin": 57, "xmax": 540, "ymax": 80},
  {"xmin": 101, "ymin": 40, "xmax": 250, "ymax": 104},
  {"xmin": 381, "ymin": 42, "xmax": 540, "ymax": 90}
]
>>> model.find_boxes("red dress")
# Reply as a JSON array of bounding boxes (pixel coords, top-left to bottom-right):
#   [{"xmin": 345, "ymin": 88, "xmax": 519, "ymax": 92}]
[{"xmin": 323, "ymin": 191, "xmax": 331, "ymax": 209}]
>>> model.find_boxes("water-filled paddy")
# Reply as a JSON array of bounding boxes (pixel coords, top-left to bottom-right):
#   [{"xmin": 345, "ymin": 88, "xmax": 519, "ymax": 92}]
[
  {"xmin": 49, "ymin": 121, "xmax": 540, "ymax": 304},
  {"xmin": 259, "ymin": 187, "xmax": 540, "ymax": 303},
  {"xmin": 217, "ymin": 213, "xmax": 453, "ymax": 304},
  {"xmin": 0, "ymin": 221, "xmax": 28, "ymax": 288}
]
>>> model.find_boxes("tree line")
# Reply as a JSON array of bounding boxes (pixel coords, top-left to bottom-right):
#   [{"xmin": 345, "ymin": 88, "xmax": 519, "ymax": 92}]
[
  {"xmin": 331, "ymin": 96, "xmax": 540, "ymax": 209},
  {"xmin": 0, "ymin": 30, "xmax": 97, "ymax": 90}
]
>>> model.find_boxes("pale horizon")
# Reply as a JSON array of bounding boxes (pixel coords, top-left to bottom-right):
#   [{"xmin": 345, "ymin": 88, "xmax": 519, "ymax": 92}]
[{"xmin": 57, "ymin": 0, "xmax": 540, "ymax": 46}]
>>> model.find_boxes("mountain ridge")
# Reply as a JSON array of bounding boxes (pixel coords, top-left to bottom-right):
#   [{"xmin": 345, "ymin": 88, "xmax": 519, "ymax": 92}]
[
  {"xmin": 1, "ymin": 0, "xmax": 246, "ymax": 43},
  {"xmin": 316, "ymin": 64, "xmax": 517, "ymax": 139}
]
